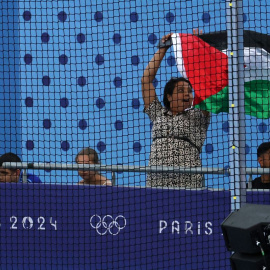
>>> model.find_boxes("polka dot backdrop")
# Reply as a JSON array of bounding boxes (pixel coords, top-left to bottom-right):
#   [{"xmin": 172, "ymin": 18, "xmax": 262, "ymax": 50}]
[{"xmin": 16, "ymin": 0, "xmax": 270, "ymax": 187}]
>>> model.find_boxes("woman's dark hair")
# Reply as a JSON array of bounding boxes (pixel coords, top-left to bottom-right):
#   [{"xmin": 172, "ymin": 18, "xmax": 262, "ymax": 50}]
[
  {"xmin": 75, "ymin": 147, "xmax": 100, "ymax": 164},
  {"xmin": 163, "ymin": 77, "xmax": 193, "ymax": 110}
]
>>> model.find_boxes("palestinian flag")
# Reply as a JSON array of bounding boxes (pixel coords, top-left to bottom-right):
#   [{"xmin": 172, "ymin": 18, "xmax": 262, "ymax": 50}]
[{"xmin": 171, "ymin": 30, "xmax": 270, "ymax": 118}]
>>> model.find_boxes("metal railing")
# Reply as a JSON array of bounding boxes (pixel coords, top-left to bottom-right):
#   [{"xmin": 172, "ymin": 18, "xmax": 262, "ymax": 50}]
[{"xmin": 3, "ymin": 162, "xmax": 270, "ymax": 175}]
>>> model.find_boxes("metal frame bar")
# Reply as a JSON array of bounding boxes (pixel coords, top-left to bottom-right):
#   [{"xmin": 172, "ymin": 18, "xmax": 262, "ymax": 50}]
[
  {"xmin": 226, "ymin": 0, "xmax": 246, "ymax": 211},
  {"xmin": 3, "ymin": 162, "xmax": 270, "ymax": 175}
]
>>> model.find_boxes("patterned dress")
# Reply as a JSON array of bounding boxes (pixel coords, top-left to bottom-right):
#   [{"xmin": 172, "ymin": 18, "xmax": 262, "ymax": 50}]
[{"xmin": 144, "ymin": 98, "xmax": 210, "ymax": 188}]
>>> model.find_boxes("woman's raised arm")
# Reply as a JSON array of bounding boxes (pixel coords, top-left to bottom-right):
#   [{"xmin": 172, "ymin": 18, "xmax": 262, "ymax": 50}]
[{"xmin": 141, "ymin": 33, "xmax": 172, "ymax": 109}]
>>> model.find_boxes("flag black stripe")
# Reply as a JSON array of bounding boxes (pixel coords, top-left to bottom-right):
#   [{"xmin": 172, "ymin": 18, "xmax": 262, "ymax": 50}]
[{"xmin": 199, "ymin": 30, "xmax": 270, "ymax": 53}]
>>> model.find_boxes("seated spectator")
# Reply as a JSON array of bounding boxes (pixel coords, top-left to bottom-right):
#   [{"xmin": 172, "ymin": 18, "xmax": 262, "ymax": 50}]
[
  {"xmin": 0, "ymin": 152, "xmax": 41, "ymax": 183},
  {"xmin": 75, "ymin": 147, "xmax": 112, "ymax": 186},
  {"xmin": 251, "ymin": 142, "xmax": 270, "ymax": 189}
]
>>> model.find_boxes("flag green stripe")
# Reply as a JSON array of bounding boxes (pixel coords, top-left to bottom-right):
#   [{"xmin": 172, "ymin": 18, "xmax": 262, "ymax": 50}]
[
  {"xmin": 245, "ymin": 80, "xmax": 270, "ymax": 119},
  {"xmin": 195, "ymin": 80, "xmax": 270, "ymax": 119},
  {"xmin": 194, "ymin": 86, "xmax": 229, "ymax": 114}
]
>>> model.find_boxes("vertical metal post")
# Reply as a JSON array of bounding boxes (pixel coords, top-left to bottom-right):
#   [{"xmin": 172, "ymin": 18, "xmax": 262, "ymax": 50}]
[
  {"xmin": 111, "ymin": 171, "xmax": 116, "ymax": 186},
  {"xmin": 22, "ymin": 169, "xmax": 28, "ymax": 183},
  {"xmin": 226, "ymin": 0, "xmax": 246, "ymax": 211}
]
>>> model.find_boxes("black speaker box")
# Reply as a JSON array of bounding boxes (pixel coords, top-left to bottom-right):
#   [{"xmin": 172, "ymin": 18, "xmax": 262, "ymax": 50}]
[
  {"xmin": 230, "ymin": 252, "xmax": 270, "ymax": 270},
  {"xmin": 221, "ymin": 204, "xmax": 270, "ymax": 254}
]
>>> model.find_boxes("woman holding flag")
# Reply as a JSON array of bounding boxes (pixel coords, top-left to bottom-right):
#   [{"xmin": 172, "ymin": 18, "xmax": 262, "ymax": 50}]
[{"xmin": 141, "ymin": 33, "xmax": 210, "ymax": 188}]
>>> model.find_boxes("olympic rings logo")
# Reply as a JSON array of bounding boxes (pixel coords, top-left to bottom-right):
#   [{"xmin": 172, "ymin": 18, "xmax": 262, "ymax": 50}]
[{"xmin": 90, "ymin": 215, "xmax": 127, "ymax": 235}]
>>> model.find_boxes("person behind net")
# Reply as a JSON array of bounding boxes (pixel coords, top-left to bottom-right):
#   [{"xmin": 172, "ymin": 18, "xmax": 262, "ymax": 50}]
[
  {"xmin": 141, "ymin": 33, "xmax": 210, "ymax": 188},
  {"xmin": 251, "ymin": 142, "xmax": 270, "ymax": 189},
  {"xmin": 75, "ymin": 147, "xmax": 112, "ymax": 186},
  {"xmin": 0, "ymin": 152, "xmax": 41, "ymax": 183}
]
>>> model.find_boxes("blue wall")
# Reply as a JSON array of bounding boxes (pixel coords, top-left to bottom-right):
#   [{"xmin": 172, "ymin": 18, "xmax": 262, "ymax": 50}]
[
  {"xmin": 2, "ymin": 0, "xmax": 268, "ymax": 186},
  {"xmin": 0, "ymin": 0, "xmax": 21, "ymax": 156}
]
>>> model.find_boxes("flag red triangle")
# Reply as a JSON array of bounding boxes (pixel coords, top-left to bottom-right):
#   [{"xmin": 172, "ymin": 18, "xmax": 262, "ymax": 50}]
[{"xmin": 178, "ymin": 33, "xmax": 229, "ymax": 105}]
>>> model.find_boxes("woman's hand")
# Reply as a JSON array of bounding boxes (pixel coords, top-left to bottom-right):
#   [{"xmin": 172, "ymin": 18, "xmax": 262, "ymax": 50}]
[
  {"xmin": 158, "ymin": 33, "xmax": 174, "ymax": 49},
  {"xmin": 157, "ymin": 33, "xmax": 173, "ymax": 50},
  {"xmin": 161, "ymin": 33, "xmax": 173, "ymax": 44},
  {"xmin": 193, "ymin": 29, "xmax": 203, "ymax": 36}
]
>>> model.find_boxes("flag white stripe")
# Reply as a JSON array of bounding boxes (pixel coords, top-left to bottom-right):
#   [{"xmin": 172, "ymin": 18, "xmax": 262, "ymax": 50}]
[
  {"xmin": 222, "ymin": 47, "xmax": 270, "ymax": 82},
  {"xmin": 171, "ymin": 33, "xmax": 187, "ymax": 79}
]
